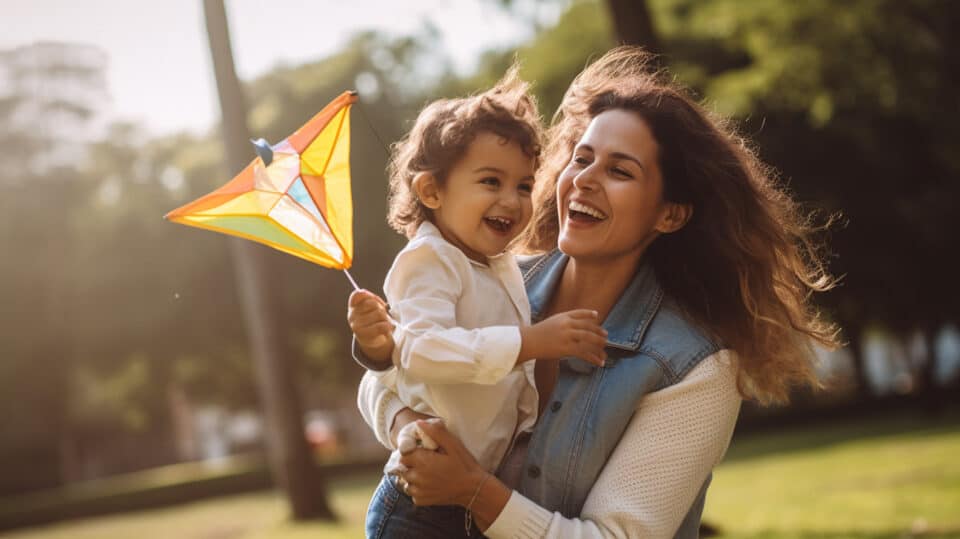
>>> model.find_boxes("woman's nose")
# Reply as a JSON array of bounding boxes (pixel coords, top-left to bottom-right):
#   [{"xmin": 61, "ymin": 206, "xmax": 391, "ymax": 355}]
[{"xmin": 572, "ymin": 166, "xmax": 598, "ymax": 191}]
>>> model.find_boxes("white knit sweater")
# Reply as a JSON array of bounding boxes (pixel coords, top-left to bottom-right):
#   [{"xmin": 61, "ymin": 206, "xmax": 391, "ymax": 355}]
[{"xmin": 357, "ymin": 350, "xmax": 742, "ymax": 538}]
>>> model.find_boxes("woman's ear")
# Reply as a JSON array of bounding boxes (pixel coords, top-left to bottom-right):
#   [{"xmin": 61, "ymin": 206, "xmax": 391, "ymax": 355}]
[
  {"xmin": 655, "ymin": 202, "xmax": 693, "ymax": 234},
  {"xmin": 412, "ymin": 172, "xmax": 442, "ymax": 210}
]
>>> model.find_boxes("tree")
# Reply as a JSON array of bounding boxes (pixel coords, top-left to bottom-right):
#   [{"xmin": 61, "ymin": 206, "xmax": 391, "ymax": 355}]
[
  {"xmin": 605, "ymin": 0, "xmax": 661, "ymax": 54},
  {"xmin": 202, "ymin": 0, "xmax": 334, "ymax": 520}
]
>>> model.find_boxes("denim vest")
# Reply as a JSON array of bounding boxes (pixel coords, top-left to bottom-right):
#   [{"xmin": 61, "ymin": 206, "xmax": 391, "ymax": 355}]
[{"xmin": 517, "ymin": 250, "xmax": 720, "ymax": 538}]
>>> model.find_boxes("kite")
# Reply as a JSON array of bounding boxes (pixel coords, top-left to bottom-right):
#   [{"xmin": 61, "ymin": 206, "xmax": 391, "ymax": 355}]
[{"xmin": 165, "ymin": 90, "xmax": 360, "ymax": 289}]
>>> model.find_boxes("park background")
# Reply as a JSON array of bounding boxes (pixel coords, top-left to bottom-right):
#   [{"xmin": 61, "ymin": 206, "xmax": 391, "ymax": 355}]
[{"xmin": 1, "ymin": 0, "xmax": 958, "ymax": 537}]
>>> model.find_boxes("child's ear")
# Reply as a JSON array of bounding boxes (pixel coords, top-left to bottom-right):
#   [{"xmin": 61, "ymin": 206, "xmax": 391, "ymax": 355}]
[
  {"xmin": 412, "ymin": 172, "xmax": 442, "ymax": 210},
  {"xmin": 654, "ymin": 202, "xmax": 693, "ymax": 234}
]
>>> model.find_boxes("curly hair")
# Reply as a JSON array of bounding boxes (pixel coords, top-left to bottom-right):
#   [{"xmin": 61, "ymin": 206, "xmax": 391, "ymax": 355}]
[
  {"xmin": 522, "ymin": 47, "xmax": 840, "ymax": 405},
  {"xmin": 387, "ymin": 66, "xmax": 543, "ymax": 238}
]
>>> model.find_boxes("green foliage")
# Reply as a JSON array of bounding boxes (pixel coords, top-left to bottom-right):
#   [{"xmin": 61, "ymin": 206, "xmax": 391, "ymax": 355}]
[{"xmin": 649, "ymin": 0, "xmax": 960, "ymax": 332}]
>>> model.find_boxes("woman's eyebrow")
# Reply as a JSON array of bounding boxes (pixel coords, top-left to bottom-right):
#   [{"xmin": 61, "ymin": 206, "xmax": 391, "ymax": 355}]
[{"xmin": 611, "ymin": 152, "xmax": 645, "ymax": 170}]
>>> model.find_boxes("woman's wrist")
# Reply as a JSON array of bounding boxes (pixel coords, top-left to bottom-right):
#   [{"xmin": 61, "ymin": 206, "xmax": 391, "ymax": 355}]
[
  {"xmin": 465, "ymin": 472, "xmax": 513, "ymax": 531},
  {"xmin": 456, "ymin": 469, "xmax": 489, "ymax": 507}
]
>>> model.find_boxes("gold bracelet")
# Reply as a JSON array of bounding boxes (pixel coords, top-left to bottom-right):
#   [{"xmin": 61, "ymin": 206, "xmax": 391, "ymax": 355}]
[{"xmin": 464, "ymin": 472, "xmax": 491, "ymax": 534}]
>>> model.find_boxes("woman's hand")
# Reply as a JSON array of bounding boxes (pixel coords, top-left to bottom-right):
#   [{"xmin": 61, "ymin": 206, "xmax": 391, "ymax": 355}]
[
  {"xmin": 347, "ymin": 289, "xmax": 395, "ymax": 364},
  {"xmin": 398, "ymin": 419, "xmax": 487, "ymax": 507}
]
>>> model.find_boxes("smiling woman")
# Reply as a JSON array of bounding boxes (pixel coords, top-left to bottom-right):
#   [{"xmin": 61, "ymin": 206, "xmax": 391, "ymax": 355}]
[
  {"xmin": 556, "ymin": 109, "xmax": 691, "ymax": 269},
  {"xmin": 353, "ymin": 46, "xmax": 840, "ymax": 538}
]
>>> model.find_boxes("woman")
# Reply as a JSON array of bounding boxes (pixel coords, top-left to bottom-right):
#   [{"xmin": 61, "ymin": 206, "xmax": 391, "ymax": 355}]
[{"xmin": 350, "ymin": 47, "xmax": 839, "ymax": 538}]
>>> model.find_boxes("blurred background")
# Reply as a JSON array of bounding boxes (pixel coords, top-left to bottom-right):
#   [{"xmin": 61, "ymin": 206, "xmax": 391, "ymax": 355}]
[{"xmin": 1, "ymin": 0, "xmax": 958, "ymax": 537}]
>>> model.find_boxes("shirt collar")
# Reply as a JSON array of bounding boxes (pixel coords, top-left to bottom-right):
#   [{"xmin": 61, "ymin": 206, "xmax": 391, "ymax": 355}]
[
  {"xmin": 415, "ymin": 220, "xmax": 510, "ymax": 268},
  {"xmin": 522, "ymin": 250, "xmax": 663, "ymax": 352}
]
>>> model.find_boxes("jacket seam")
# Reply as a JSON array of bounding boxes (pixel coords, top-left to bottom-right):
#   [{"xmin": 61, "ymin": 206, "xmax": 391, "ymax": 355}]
[
  {"xmin": 637, "ymin": 347, "xmax": 678, "ymax": 385},
  {"xmin": 521, "ymin": 252, "xmax": 553, "ymax": 284},
  {"xmin": 628, "ymin": 287, "xmax": 663, "ymax": 348},
  {"xmin": 562, "ymin": 364, "xmax": 605, "ymax": 515},
  {"xmin": 674, "ymin": 344, "xmax": 721, "ymax": 381}
]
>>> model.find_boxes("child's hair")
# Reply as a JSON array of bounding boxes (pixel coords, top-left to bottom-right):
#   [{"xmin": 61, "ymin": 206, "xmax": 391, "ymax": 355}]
[{"xmin": 386, "ymin": 66, "xmax": 543, "ymax": 238}]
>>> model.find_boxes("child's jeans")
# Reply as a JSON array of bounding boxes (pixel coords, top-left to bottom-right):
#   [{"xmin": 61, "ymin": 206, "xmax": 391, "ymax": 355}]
[{"xmin": 365, "ymin": 474, "xmax": 483, "ymax": 538}]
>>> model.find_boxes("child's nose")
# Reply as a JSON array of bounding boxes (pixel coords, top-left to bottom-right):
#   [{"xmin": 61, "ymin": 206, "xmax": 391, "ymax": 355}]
[{"xmin": 500, "ymin": 191, "xmax": 521, "ymax": 209}]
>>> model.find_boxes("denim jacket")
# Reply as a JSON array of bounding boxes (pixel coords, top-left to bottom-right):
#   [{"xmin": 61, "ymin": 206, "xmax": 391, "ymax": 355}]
[{"xmin": 516, "ymin": 250, "xmax": 720, "ymax": 538}]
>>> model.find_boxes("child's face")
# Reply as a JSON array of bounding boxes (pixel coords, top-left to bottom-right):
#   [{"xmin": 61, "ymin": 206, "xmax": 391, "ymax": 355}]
[{"xmin": 431, "ymin": 133, "xmax": 535, "ymax": 262}]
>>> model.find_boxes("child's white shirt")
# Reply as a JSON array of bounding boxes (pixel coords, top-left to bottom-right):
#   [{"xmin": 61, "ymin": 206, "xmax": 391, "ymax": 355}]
[{"xmin": 377, "ymin": 221, "xmax": 538, "ymax": 472}]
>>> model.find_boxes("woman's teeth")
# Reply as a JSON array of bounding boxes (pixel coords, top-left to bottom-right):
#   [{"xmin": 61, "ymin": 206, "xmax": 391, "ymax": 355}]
[{"xmin": 569, "ymin": 201, "xmax": 607, "ymax": 220}]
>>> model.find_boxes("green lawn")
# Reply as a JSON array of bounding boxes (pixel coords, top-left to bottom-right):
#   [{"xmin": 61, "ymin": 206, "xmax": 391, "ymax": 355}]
[
  {"xmin": 3, "ymin": 411, "xmax": 958, "ymax": 539},
  {"xmin": 704, "ymin": 412, "xmax": 960, "ymax": 539}
]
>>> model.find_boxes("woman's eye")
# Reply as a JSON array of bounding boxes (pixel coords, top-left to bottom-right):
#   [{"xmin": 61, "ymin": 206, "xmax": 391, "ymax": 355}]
[
  {"xmin": 573, "ymin": 156, "xmax": 590, "ymax": 166},
  {"xmin": 611, "ymin": 167, "xmax": 633, "ymax": 178},
  {"xmin": 480, "ymin": 177, "xmax": 500, "ymax": 186}
]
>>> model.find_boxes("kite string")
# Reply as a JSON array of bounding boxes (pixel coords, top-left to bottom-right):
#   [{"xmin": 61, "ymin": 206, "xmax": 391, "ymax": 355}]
[
  {"xmin": 343, "ymin": 269, "xmax": 361, "ymax": 291},
  {"xmin": 358, "ymin": 104, "xmax": 392, "ymax": 158}
]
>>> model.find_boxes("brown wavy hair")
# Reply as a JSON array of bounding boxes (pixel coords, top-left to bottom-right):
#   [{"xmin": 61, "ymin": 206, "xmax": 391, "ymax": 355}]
[
  {"xmin": 522, "ymin": 47, "xmax": 840, "ymax": 405},
  {"xmin": 387, "ymin": 66, "xmax": 543, "ymax": 238}
]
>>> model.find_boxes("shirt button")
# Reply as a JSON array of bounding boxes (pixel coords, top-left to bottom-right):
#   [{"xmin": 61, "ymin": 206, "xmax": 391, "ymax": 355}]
[
  {"xmin": 551, "ymin": 401, "xmax": 562, "ymax": 412},
  {"xmin": 528, "ymin": 464, "xmax": 541, "ymax": 478}
]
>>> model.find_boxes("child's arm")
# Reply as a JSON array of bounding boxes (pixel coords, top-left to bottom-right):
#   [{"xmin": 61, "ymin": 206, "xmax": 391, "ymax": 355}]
[
  {"xmin": 387, "ymin": 242, "xmax": 519, "ymax": 385},
  {"xmin": 518, "ymin": 310, "xmax": 608, "ymax": 366},
  {"xmin": 388, "ymin": 241, "xmax": 607, "ymax": 385}
]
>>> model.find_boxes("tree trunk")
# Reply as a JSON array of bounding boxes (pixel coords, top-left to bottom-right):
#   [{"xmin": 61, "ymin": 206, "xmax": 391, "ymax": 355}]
[
  {"xmin": 604, "ymin": 0, "xmax": 662, "ymax": 56},
  {"xmin": 202, "ymin": 0, "xmax": 335, "ymax": 520},
  {"xmin": 844, "ymin": 322, "xmax": 873, "ymax": 399}
]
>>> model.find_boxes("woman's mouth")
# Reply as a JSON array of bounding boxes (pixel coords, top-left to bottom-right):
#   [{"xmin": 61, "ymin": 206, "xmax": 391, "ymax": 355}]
[
  {"xmin": 568, "ymin": 200, "xmax": 607, "ymax": 223},
  {"xmin": 484, "ymin": 216, "xmax": 514, "ymax": 234}
]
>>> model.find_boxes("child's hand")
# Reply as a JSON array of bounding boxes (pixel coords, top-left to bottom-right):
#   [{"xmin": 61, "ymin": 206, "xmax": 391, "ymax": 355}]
[
  {"xmin": 397, "ymin": 420, "xmax": 440, "ymax": 455},
  {"xmin": 347, "ymin": 289, "xmax": 395, "ymax": 364},
  {"xmin": 519, "ymin": 310, "xmax": 607, "ymax": 366},
  {"xmin": 384, "ymin": 418, "xmax": 440, "ymax": 476}
]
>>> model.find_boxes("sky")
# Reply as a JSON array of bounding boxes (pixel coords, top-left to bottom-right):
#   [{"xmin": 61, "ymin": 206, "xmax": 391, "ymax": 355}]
[{"xmin": 3, "ymin": 0, "xmax": 546, "ymax": 137}]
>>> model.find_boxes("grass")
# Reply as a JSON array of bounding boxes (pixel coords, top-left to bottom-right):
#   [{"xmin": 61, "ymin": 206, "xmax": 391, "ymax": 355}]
[
  {"xmin": 3, "ymin": 410, "xmax": 958, "ymax": 539},
  {"xmin": 703, "ymin": 410, "xmax": 960, "ymax": 539},
  {"xmin": 0, "ymin": 473, "xmax": 378, "ymax": 539}
]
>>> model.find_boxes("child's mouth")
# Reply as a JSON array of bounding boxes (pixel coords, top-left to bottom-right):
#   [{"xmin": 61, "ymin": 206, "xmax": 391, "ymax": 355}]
[{"xmin": 484, "ymin": 216, "xmax": 513, "ymax": 234}]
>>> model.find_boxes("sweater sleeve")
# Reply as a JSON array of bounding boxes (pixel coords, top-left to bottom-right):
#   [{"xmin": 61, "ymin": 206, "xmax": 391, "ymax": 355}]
[
  {"xmin": 386, "ymin": 240, "xmax": 522, "ymax": 386},
  {"xmin": 484, "ymin": 351, "xmax": 742, "ymax": 539},
  {"xmin": 356, "ymin": 369, "xmax": 406, "ymax": 451}
]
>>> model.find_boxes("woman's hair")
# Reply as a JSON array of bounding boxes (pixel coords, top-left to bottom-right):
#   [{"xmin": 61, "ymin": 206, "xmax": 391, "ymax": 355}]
[
  {"xmin": 523, "ymin": 47, "xmax": 840, "ymax": 405},
  {"xmin": 387, "ymin": 66, "xmax": 543, "ymax": 238}
]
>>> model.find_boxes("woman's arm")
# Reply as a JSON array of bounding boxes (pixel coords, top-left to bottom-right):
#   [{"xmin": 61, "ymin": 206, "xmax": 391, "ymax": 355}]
[{"xmin": 402, "ymin": 351, "xmax": 742, "ymax": 538}]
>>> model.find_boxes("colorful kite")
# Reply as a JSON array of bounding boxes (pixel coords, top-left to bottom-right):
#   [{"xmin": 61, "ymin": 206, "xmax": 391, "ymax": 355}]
[{"xmin": 165, "ymin": 91, "xmax": 360, "ymax": 288}]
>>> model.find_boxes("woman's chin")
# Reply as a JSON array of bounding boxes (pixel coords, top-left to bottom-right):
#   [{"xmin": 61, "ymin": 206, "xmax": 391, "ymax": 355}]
[{"xmin": 558, "ymin": 234, "xmax": 594, "ymax": 258}]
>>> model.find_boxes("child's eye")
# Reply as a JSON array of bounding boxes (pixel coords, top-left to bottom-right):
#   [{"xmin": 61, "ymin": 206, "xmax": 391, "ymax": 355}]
[
  {"xmin": 518, "ymin": 183, "xmax": 533, "ymax": 195},
  {"xmin": 480, "ymin": 177, "xmax": 500, "ymax": 187}
]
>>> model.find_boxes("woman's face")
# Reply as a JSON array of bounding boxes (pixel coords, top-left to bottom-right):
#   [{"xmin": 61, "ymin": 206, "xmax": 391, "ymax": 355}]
[{"xmin": 556, "ymin": 108, "xmax": 675, "ymax": 265}]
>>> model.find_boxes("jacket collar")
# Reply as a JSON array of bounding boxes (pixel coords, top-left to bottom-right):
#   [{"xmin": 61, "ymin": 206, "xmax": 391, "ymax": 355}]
[{"xmin": 522, "ymin": 250, "xmax": 663, "ymax": 352}]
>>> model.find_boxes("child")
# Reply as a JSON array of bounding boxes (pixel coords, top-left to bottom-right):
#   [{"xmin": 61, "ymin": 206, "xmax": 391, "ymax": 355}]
[{"xmin": 350, "ymin": 68, "xmax": 608, "ymax": 538}]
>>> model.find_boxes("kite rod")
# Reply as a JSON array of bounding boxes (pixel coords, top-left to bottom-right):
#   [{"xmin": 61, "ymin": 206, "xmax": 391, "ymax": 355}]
[{"xmin": 343, "ymin": 269, "xmax": 360, "ymax": 291}]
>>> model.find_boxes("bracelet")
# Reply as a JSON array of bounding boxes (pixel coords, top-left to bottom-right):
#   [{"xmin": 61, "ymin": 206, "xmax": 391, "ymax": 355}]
[{"xmin": 464, "ymin": 472, "xmax": 491, "ymax": 534}]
